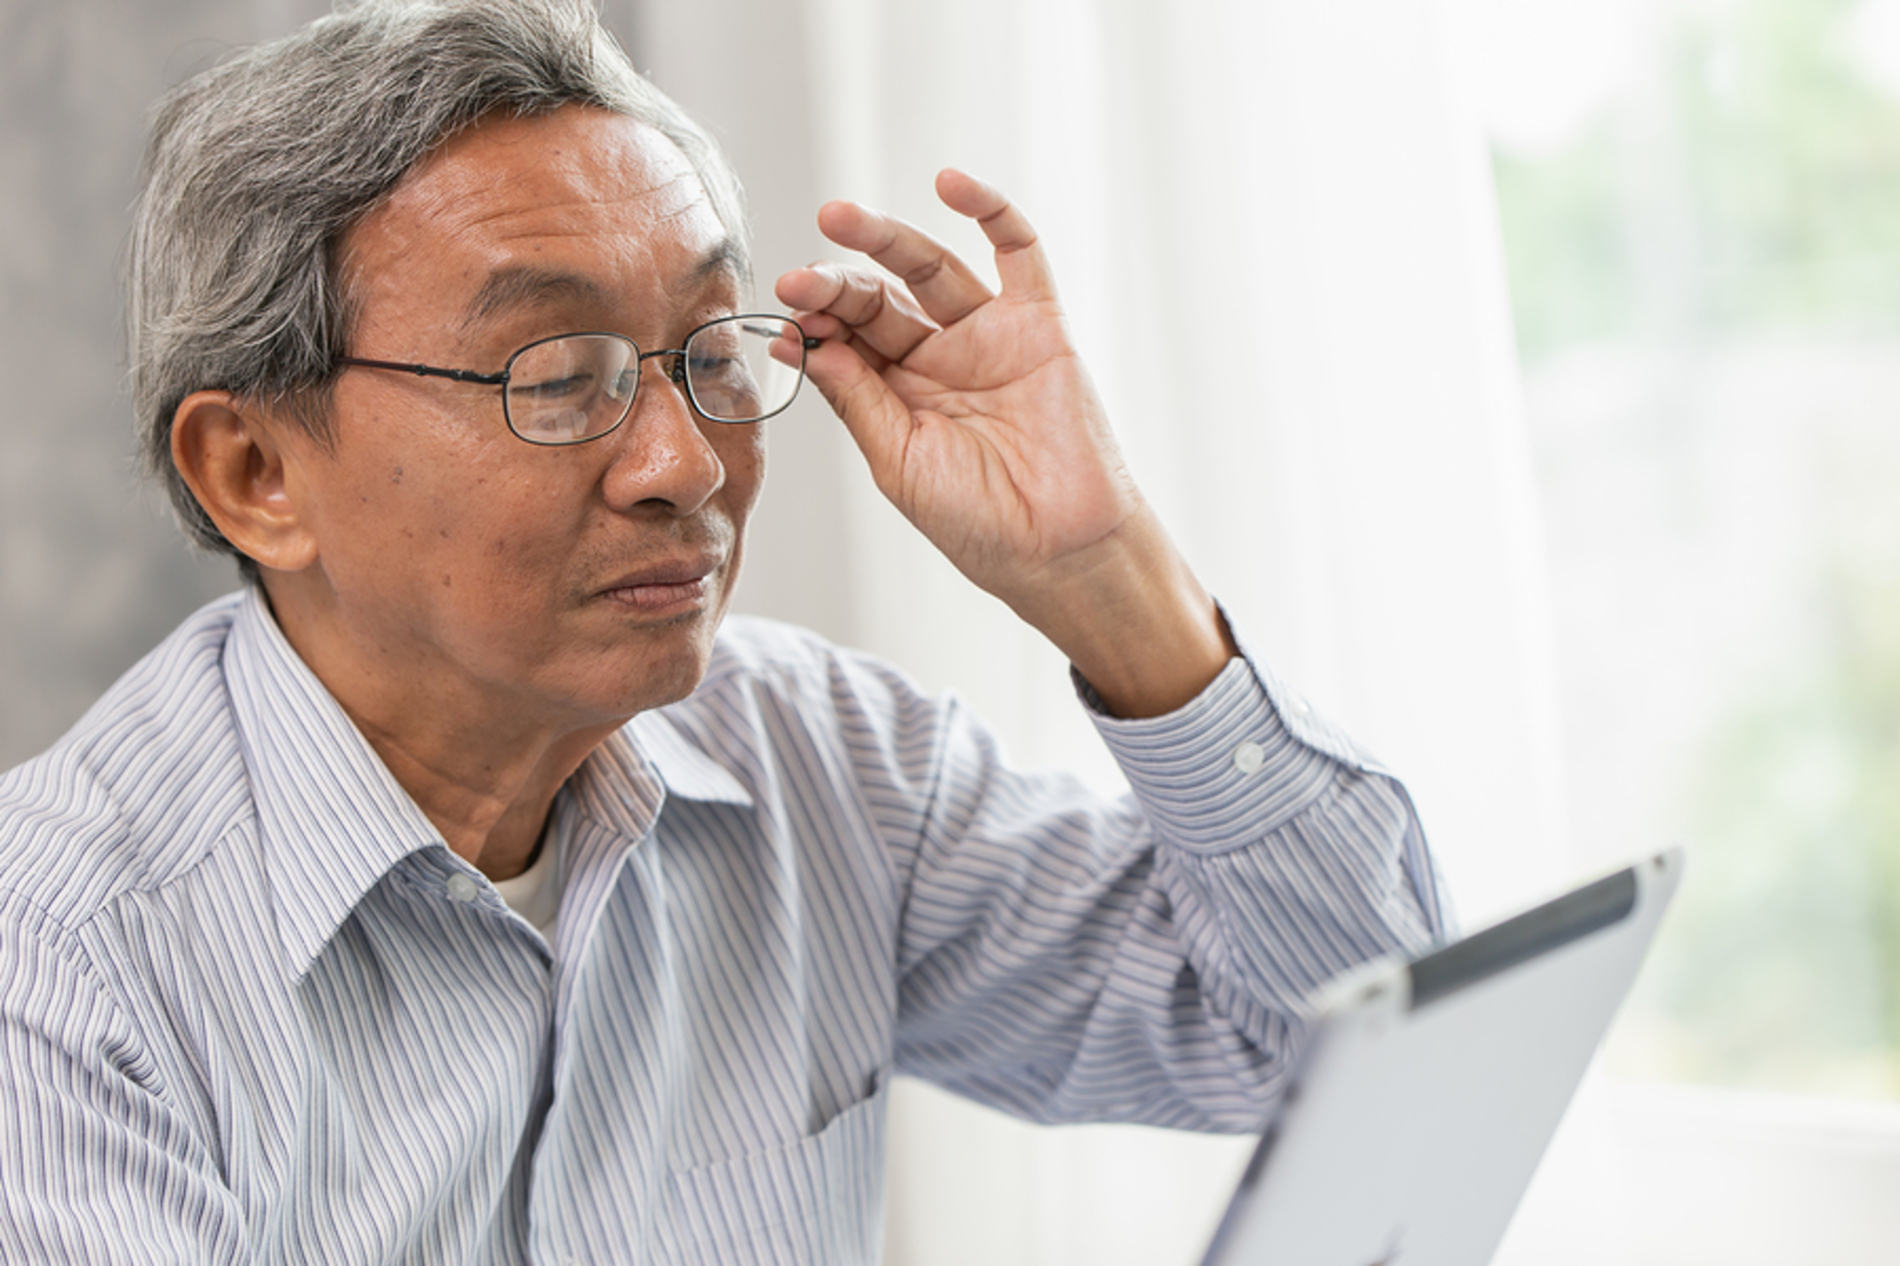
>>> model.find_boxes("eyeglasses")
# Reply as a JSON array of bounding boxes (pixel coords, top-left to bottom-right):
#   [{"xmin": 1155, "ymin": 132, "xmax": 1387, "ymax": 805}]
[{"xmin": 336, "ymin": 314, "xmax": 819, "ymax": 446}]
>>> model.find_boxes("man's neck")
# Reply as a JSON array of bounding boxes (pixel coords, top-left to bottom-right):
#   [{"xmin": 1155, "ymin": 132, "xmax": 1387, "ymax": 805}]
[
  {"xmin": 351, "ymin": 721, "xmax": 603, "ymax": 880},
  {"xmin": 256, "ymin": 578, "xmax": 624, "ymax": 882}
]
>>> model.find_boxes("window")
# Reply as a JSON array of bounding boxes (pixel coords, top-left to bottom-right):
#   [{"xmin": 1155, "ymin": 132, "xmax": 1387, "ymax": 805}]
[
  {"xmin": 1483, "ymin": 0, "xmax": 1900, "ymax": 1107},
  {"xmin": 1479, "ymin": 0, "xmax": 1900, "ymax": 1257}
]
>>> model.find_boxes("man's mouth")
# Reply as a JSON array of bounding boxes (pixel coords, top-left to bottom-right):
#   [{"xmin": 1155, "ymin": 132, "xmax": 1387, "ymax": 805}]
[{"xmin": 596, "ymin": 555, "xmax": 722, "ymax": 614}]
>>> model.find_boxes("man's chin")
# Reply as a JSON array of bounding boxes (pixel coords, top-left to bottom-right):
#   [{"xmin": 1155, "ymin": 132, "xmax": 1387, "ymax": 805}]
[{"xmin": 591, "ymin": 608, "xmax": 724, "ymax": 718}]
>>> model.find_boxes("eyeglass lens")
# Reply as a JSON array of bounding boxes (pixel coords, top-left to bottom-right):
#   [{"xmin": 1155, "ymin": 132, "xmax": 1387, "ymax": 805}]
[{"xmin": 503, "ymin": 316, "xmax": 805, "ymax": 444}]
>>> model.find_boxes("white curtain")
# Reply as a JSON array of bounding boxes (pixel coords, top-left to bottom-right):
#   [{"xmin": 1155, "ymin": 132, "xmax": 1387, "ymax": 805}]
[{"xmin": 629, "ymin": 2, "xmax": 1563, "ymax": 1261}]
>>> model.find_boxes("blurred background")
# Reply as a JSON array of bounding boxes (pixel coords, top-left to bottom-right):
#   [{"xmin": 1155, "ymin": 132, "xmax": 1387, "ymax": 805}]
[{"xmin": 3, "ymin": 0, "xmax": 1898, "ymax": 1262}]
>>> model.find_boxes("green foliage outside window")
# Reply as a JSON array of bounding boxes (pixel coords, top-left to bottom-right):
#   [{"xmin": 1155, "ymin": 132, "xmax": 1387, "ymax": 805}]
[
  {"xmin": 1497, "ymin": 0, "xmax": 1900, "ymax": 356},
  {"xmin": 1493, "ymin": 0, "xmax": 1900, "ymax": 1095}
]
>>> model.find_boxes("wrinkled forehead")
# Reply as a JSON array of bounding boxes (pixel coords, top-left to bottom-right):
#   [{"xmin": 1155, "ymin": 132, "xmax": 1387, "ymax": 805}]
[
  {"xmin": 415, "ymin": 107, "xmax": 706, "ymax": 212},
  {"xmin": 341, "ymin": 107, "xmax": 742, "ymax": 339}
]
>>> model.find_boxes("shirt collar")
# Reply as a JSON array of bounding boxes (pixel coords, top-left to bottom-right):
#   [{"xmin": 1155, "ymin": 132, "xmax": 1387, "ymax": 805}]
[
  {"xmin": 224, "ymin": 587, "xmax": 445, "ymax": 981},
  {"xmin": 627, "ymin": 709, "xmax": 754, "ymax": 808},
  {"xmin": 224, "ymin": 588, "xmax": 753, "ymax": 978}
]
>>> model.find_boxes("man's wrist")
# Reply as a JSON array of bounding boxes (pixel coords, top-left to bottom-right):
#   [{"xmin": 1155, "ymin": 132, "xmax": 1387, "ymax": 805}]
[{"xmin": 1017, "ymin": 506, "xmax": 1237, "ymax": 719}]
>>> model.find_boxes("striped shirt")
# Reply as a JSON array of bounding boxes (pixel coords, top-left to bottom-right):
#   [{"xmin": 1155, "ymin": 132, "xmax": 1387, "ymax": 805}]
[{"xmin": 0, "ymin": 587, "xmax": 1446, "ymax": 1264}]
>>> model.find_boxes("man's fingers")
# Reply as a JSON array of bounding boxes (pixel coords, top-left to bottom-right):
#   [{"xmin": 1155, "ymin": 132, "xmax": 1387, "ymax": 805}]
[
  {"xmin": 784, "ymin": 172, "xmax": 1056, "ymax": 399},
  {"xmin": 811, "ymin": 174, "xmax": 1055, "ymax": 328},
  {"xmin": 776, "ymin": 263, "xmax": 935, "ymax": 366},
  {"xmin": 934, "ymin": 168, "xmax": 1056, "ymax": 301},
  {"xmin": 815, "ymin": 199, "xmax": 996, "ymax": 329},
  {"xmin": 798, "ymin": 339, "xmax": 918, "ymax": 500}
]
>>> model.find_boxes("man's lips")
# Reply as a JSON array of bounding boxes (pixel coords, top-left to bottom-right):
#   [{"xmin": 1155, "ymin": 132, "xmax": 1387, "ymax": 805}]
[{"xmin": 595, "ymin": 556, "xmax": 723, "ymax": 612}]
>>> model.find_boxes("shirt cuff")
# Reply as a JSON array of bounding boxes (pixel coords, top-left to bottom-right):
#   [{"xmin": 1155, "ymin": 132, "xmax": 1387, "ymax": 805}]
[{"xmin": 1075, "ymin": 615, "xmax": 1389, "ymax": 854}]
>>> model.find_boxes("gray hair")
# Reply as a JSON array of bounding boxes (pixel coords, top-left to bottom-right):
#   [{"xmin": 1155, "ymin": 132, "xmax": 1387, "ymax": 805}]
[{"xmin": 130, "ymin": 0, "xmax": 748, "ymax": 569}]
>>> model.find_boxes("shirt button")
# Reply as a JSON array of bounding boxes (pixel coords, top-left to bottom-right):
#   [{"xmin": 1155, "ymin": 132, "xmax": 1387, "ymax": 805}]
[
  {"xmin": 1232, "ymin": 741, "xmax": 1266, "ymax": 774},
  {"xmin": 446, "ymin": 872, "xmax": 481, "ymax": 903},
  {"xmin": 1289, "ymin": 695, "xmax": 1311, "ymax": 718}
]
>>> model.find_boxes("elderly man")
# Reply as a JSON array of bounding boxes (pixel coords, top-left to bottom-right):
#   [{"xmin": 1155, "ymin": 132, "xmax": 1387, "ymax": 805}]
[{"xmin": 0, "ymin": 1, "xmax": 1446, "ymax": 1262}]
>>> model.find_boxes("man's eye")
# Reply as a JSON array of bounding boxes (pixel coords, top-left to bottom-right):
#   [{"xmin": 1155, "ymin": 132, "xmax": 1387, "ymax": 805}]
[
  {"xmin": 513, "ymin": 373, "xmax": 596, "ymax": 400},
  {"xmin": 688, "ymin": 354, "xmax": 741, "ymax": 379}
]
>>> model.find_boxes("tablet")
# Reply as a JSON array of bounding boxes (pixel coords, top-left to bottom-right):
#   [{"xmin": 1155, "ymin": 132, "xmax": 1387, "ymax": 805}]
[{"xmin": 1200, "ymin": 849, "xmax": 1683, "ymax": 1266}]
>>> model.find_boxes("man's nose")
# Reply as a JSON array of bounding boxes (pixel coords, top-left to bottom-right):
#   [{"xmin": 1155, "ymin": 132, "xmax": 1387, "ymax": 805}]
[{"xmin": 599, "ymin": 367, "xmax": 726, "ymax": 515}]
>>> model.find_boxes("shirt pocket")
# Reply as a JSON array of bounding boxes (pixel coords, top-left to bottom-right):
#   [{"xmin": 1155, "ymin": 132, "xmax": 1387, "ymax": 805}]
[{"xmin": 660, "ymin": 1071, "xmax": 890, "ymax": 1266}]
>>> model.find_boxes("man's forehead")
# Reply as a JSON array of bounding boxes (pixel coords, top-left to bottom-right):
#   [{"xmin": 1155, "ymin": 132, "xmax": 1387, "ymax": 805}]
[
  {"xmin": 411, "ymin": 105, "xmax": 704, "ymax": 206},
  {"xmin": 343, "ymin": 106, "xmax": 738, "ymax": 331}
]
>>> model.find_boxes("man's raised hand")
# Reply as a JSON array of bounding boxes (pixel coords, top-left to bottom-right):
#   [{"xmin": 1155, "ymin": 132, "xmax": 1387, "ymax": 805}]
[
  {"xmin": 775, "ymin": 168, "xmax": 1139, "ymax": 608},
  {"xmin": 776, "ymin": 170, "xmax": 1234, "ymax": 718}
]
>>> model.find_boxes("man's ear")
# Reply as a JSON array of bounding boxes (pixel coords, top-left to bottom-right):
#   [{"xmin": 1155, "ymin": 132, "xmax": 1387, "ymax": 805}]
[{"xmin": 170, "ymin": 391, "xmax": 320, "ymax": 573}]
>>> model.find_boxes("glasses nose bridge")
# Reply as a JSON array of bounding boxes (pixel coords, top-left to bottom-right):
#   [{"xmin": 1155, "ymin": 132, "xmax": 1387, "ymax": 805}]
[
  {"xmin": 636, "ymin": 343, "xmax": 691, "ymax": 394},
  {"xmin": 617, "ymin": 341, "xmax": 707, "ymax": 437}
]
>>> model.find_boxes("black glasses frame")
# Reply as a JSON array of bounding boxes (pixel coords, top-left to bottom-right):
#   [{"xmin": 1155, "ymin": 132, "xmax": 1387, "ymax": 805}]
[{"xmin": 336, "ymin": 313, "xmax": 822, "ymax": 446}]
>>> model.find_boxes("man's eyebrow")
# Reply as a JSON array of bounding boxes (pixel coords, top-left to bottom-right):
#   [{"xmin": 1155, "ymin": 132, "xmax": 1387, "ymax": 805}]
[
  {"xmin": 460, "ymin": 268, "xmax": 607, "ymax": 330},
  {"xmin": 679, "ymin": 237, "xmax": 749, "ymax": 293},
  {"xmin": 458, "ymin": 240, "xmax": 748, "ymax": 331}
]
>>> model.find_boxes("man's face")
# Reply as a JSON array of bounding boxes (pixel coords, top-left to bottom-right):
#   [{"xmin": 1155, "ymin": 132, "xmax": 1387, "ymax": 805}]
[{"xmin": 277, "ymin": 106, "xmax": 762, "ymax": 733}]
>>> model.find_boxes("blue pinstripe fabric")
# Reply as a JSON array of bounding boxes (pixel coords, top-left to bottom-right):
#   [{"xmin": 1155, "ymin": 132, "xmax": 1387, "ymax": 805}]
[{"xmin": 0, "ymin": 588, "xmax": 1447, "ymax": 1264}]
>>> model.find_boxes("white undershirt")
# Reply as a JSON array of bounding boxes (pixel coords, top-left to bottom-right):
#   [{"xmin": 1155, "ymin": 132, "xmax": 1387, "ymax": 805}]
[{"xmin": 490, "ymin": 830, "xmax": 564, "ymax": 943}]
